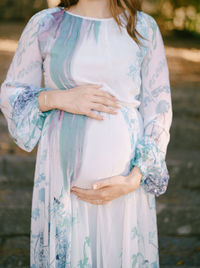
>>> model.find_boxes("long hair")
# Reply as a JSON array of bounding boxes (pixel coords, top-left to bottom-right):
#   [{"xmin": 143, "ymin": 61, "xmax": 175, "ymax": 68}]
[{"xmin": 58, "ymin": 0, "xmax": 143, "ymax": 45}]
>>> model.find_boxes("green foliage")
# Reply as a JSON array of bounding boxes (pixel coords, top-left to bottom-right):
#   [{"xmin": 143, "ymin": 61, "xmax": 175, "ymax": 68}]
[
  {"xmin": 0, "ymin": 0, "xmax": 48, "ymax": 21},
  {"xmin": 144, "ymin": 0, "xmax": 200, "ymax": 35}
]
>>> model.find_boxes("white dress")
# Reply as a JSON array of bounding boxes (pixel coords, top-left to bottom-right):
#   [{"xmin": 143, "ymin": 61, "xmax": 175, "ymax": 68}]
[{"xmin": 0, "ymin": 7, "xmax": 172, "ymax": 268}]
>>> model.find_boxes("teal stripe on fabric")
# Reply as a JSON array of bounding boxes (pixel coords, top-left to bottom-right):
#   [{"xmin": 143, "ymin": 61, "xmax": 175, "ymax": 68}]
[
  {"xmin": 93, "ymin": 21, "xmax": 101, "ymax": 43},
  {"xmin": 47, "ymin": 10, "xmax": 102, "ymax": 266},
  {"xmin": 49, "ymin": 14, "xmax": 86, "ymax": 192},
  {"xmin": 50, "ymin": 14, "xmax": 82, "ymax": 89},
  {"xmin": 49, "ymin": 13, "xmax": 102, "ymax": 192},
  {"xmin": 60, "ymin": 112, "xmax": 87, "ymax": 190}
]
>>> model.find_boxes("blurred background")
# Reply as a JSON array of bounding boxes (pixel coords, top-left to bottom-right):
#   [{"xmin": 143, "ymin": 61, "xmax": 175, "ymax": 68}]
[{"xmin": 0, "ymin": 0, "xmax": 200, "ymax": 267}]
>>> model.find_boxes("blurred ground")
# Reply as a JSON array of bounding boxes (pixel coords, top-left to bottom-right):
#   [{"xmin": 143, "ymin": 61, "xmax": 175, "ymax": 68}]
[{"xmin": 0, "ymin": 22, "xmax": 200, "ymax": 267}]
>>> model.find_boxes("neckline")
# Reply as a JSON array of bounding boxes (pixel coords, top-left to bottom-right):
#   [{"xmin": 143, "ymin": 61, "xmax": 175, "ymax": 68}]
[{"xmin": 64, "ymin": 8, "xmax": 123, "ymax": 22}]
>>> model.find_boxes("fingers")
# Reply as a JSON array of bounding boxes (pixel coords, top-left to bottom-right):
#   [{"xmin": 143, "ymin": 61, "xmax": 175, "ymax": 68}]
[
  {"xmin": 94, "ymin": 88, "xmax": 118, "ymax": 102},
  {"xmin": 79, "ymin": 84, "xmax": 121, "ymax": 119},
  {"xmin": 86, "ymin": 107, "xmax": 118, "ymax": 120},
  {"xmin": 75, "ymin": 194, "xmax": 110, "ymax": 205},
  {"xmin": 78, "ymin": 83, "xmax": 103, "ymax": 90},
  {"xmin": 76, "ymin": 196, "xmax": 109, "ymax": 205},
  {"xmin": 71, "ymin": 187, "xmax": 99, "ymax": 199},
  {"xmin": 85, "ymin": 83, "xmax": 103, "ymax": 88},
  {"xmin": 92, "ymin": 177, "xmax": 115, "ymax": 189},
  {"xmin": 71, "ymin": 187, "xmax": 108, "ymax": 201},
  {"xmin": 92, "ymin": 176, "xmax": 129, "ymax": 193},
  {"xmin": 92, "ymin": 180, "xmax": 111, "ymax": 190},
  {"xmin": 86, "ymin": 111, "xmax": 104, "ymax": 120},
  {"xmin": 90, "ymin": 103, "xmax": 119, "ymax": 115},
  {"xmin": 90, "ymin": 95, "xmax": 121, "ymax": 109},
  {"xmin": 70, "ymin": 185, "xmax": 125, "ymax": 204},
  {"xmin": 88, "ymin": 88, "xmax": 121, "ymax": 115},
  {"xmin": 85, "ymin": 84, "xmax": 117, "ymax": 102}
]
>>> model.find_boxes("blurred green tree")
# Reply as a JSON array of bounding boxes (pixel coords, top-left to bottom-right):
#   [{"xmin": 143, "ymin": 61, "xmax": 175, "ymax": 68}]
[
  {"xmin": 143, "ymin": 0, "xmax": 200, "ymax": 36},
  {"xmin": 0, "ymin": 0, "xmax": 48, "ymax": 21}
]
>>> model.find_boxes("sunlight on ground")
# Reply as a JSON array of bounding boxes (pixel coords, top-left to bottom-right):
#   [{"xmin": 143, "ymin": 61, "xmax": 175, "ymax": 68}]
[
  {"xmin": 165, "ymin": 46, "xmax": 200, "ymax": 63},
  {"xmin": 0, "ymin": 39, "xmax": 17, "ymax": 53}
]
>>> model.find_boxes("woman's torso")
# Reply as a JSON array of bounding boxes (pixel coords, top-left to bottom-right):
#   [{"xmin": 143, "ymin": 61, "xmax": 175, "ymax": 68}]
[{"xmin": 39, "ymin": 7, "xmax": 149, "ymax": 188}]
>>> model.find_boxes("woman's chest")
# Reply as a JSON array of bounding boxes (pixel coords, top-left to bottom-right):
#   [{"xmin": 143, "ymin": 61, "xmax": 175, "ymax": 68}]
[{"xmin": 43, "ymin": 16, "xmax": 146, "ymax": 101}]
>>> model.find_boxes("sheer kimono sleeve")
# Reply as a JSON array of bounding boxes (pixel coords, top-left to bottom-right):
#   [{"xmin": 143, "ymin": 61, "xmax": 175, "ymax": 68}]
[
  {"xmin": 0, "ymin": 11, "xmax": 51, "ymax": 152},
  {"xmin": 131, "ymin": 15, "xmax": 173, "ymax": 196}
]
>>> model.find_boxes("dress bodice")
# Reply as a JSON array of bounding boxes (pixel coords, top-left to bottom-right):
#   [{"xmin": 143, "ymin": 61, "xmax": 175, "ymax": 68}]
[{"xmin": 40, "ymin": 7, "xmax": 149, "ymax": 107}]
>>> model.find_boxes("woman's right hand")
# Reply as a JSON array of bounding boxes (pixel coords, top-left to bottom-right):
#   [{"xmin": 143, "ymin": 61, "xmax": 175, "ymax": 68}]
[{"xmin": 39, "ymin": 84, "xmax": 121, "ymax": 120}]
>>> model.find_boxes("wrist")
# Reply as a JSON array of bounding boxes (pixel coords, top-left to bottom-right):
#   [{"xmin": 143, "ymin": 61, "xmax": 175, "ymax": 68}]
[
  {"xmin": 126, "ymin": 174, "xmax": 142, "ymax": 185},
  {"xmin": 128, "ymin": 166, "xmax": 142, "ymax": 180},
  {"xmin": 53, "ymin": 89, "xmax": 73, "ymax": 111},
  {"xmin": 47, "ymin": 90, "xmax": 63, "ymax": 110},
  {"xmin": 125, "ymin": 166, "xmax": 143, "ymax": 188}
]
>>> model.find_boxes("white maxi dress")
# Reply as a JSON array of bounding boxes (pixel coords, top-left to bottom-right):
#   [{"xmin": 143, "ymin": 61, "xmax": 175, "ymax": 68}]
[{"xmin": 0, "ymin": 6, "xmax": 172, "ymax": 268}]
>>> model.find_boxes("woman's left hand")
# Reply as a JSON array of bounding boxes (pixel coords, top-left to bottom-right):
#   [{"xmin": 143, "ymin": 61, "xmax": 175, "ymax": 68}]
[{"xmin": 70, "ymin": 166, "xmax": 143, "ymax": 205}]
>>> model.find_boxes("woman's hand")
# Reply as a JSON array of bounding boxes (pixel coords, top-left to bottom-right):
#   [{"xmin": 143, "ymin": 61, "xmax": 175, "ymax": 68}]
[
  {"xmin": 38, "ymin": 84, "xmax": 121, "ymax": 120},
  {"xmin": 70, "ymin": 166, "xmax": 143, "ymax": 205}
]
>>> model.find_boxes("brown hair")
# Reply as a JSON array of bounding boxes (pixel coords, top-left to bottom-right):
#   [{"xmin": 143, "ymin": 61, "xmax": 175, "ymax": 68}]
[{"xmin": 58, "ymin": 0, "xmax": 143, "ymax": 45}]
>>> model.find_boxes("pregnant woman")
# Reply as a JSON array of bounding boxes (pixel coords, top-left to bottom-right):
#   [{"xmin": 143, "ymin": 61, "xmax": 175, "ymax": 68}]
[{"xmin": 0, "ymin": 0, "xmax": 172, "ymax": 267}]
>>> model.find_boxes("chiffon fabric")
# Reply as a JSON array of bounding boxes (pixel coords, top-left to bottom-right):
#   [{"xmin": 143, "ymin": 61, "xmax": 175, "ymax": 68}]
[{"xmin": 0, "ymin": 7, "xmax": 172, "ymax": 268}]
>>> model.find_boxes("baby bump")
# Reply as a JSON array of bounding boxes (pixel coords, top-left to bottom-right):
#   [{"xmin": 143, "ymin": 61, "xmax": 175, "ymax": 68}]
[{"xmin": 71, "ymin": 107, "xmax": 143, "ymax": 189}]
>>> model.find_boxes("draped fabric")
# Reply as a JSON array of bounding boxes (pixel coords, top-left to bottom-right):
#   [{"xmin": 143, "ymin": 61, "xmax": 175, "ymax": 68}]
[{"xmin": 0, "ymin": 7, "xmax": 172, "ymax": 267}]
